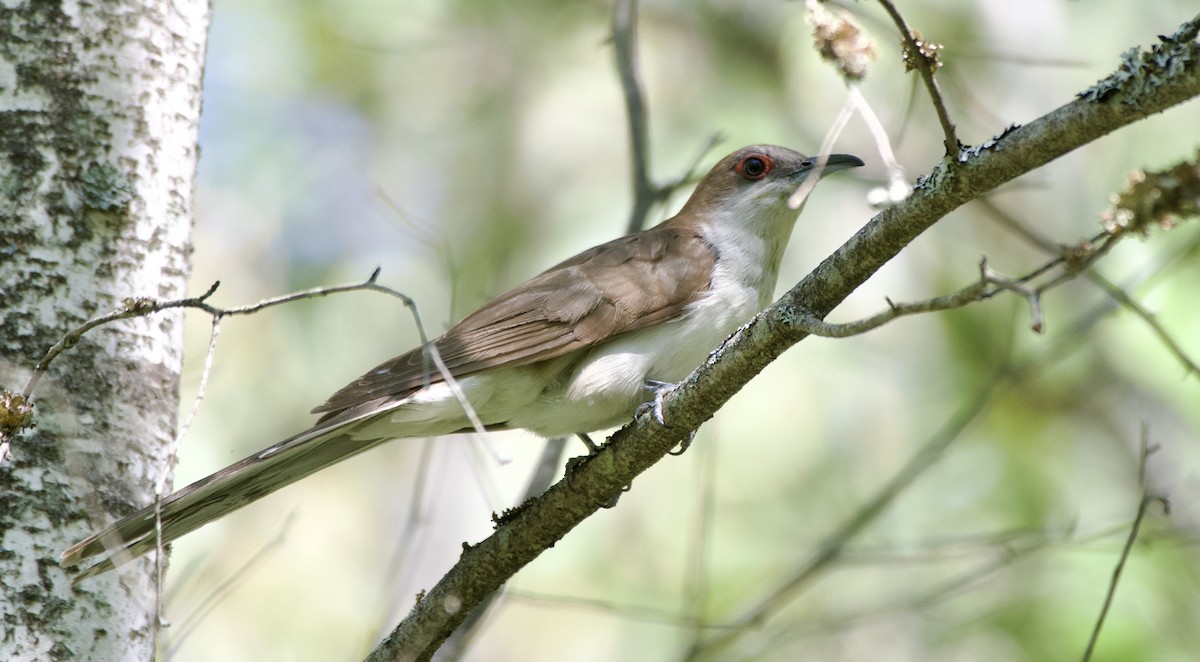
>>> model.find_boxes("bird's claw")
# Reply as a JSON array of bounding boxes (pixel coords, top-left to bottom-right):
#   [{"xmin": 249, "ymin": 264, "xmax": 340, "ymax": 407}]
[
  {"xmin": 637, "ymin": 379, "xmax": 675, "ymax": 426},
  {"xmin": 639, "ymin": 380, "xmax": 696, "ymax": 455},
  {"xmin": 601, "ymin": 483, "xmax": 631, "ymax": 509},
  {"xmin": 667, "ymin": 430, "xmax": 696, "ymax": 456}
]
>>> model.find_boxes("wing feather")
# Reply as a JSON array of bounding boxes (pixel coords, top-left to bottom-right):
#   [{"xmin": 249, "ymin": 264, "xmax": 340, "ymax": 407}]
[{"xmin": 311, "ymin": 222, "xmax": 715, "ymax": 420}]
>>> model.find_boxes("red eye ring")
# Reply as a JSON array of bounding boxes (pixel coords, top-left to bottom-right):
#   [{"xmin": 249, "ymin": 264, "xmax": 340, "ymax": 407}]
[{"xmin": 735, "ymin": 153, "xmax": 772, "ymax": 180}]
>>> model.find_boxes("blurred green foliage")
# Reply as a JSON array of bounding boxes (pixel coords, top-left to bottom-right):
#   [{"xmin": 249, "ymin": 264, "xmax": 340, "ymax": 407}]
[{"xmin": 168, "ymin": 1, "xmax": 1200, "ymax": 660}]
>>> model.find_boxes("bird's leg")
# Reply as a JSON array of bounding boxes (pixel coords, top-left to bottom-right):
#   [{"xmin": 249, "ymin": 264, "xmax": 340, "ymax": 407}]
[
  {"xmin": 638, "ymin": 380, "xmax": 696, "ymax": 456},
  {"xmin": 576, "ymin": 432, "xmax": 601, "ymax": 454},
  {"xmin": 564, "ymin": 433, "xmax": 601, "ymax": 478}
]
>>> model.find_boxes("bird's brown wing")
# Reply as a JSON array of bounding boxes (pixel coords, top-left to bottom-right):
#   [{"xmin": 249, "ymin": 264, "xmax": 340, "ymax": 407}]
[{"xmin": 311, "ymin": 221, "xmax": 715, "ymax": 421}]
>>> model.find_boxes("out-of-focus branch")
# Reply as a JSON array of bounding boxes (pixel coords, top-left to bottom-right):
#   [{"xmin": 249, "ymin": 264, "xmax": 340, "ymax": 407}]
[
  {"xmin": 613, "ymin": 0, "xmax": 722, "ymax": 233},
  {"xmin": 980, "ymin": 197, "xmax": 1200, "ymax": 375},
  {"xmin": 613, "ymin": 0, "xmax": 653, "ymax": 234},
  {"xmin": 1081, "ymin": 429, "xmax": 1168, "ymax": 662}
]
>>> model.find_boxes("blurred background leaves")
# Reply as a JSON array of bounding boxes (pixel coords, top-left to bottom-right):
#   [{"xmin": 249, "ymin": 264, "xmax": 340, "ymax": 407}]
[{"xmin": 166, "ymin": 0, "xmax": 1199, "ymax": 660}]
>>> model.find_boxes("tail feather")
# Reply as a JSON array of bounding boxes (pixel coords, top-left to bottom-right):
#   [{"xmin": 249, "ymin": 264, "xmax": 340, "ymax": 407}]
[{"xmin": 60, "ymin": 420, "xmax": 392, "ymax": 582}]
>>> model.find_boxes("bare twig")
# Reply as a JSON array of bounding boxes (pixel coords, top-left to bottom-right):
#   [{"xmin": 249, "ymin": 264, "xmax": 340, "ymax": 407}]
[
  {"xmin": 876, "ymin": 0, "xmax": 960, "ymax": 155},
  {"xmin": 789, "ymin": 252, "xmax": 1095, "ymax": 340},
  {"xmin": 374, "ymin": 438, "xmax": 439, "ymax": 639},
  {"xmin": 788, "ymin": 95, "xmax": 856, "ymax": 209},
  {"xmin": 980, "ymin": 198, "xmax": 1200, "ymax": 375},
  {"xmin": 1081, "ymin": 428, "xmax": 1167, "ymax": 662},
  {"xmin": 656, "ymin": 134, "xmax": 724, "ymax": 204},
  {"xmin": 848, "ymin": 86, "xmax": 912, "ymax": 206},
  {"xmin": 683, "ymin": 436, "xmax": 718, "ymax": 644},
  {"xmin": 23, "ymin": 268, "xmax": 429, "ymax": 399},
  {"xmin": 154, "ymin": 316, "xmax": 223, "ymax": 639}
]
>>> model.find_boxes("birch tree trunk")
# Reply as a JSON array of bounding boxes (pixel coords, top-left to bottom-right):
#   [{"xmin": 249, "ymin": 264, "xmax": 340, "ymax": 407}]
[{"xmin": 0, "ymin": 2, "xmax": 209, "ymax": 659}]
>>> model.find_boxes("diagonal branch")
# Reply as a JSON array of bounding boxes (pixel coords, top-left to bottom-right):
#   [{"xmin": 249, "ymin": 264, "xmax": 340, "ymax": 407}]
[
  {"xmin": 682, "ymin": 244, "xmax": 1187, "ymax": 659},
  {"xmin": 366, "ymin": 15, "xmax": 1200, "ymax": 661}
]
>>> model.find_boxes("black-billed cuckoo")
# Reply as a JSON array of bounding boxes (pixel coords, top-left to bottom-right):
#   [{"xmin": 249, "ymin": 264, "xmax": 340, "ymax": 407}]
[{"xmin": 61, "ymin": 145, "xmax": 862, "ymax": 579}]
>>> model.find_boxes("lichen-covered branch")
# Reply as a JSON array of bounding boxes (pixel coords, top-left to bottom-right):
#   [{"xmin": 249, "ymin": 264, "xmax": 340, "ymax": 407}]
[{"xmin": 366, "ymin": 14, "xmax": 1200, "ymax": 662}]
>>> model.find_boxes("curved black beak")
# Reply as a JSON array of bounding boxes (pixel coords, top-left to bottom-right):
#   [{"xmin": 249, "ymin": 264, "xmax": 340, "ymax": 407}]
[{"xmin": 811, "ymin": 153, "xmax": 865, "ymax": 175}]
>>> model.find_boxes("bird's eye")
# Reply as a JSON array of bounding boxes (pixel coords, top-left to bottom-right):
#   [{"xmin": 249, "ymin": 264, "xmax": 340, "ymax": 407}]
[{"xmin": 736, "ymin": 154, "xmax": 772, "ymax": 180}]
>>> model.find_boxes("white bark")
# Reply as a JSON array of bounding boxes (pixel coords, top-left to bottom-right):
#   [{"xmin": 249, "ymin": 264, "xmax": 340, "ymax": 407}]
[{"xmin": 0, "ymin": 1, "xmax": 208, "ymax": 660}]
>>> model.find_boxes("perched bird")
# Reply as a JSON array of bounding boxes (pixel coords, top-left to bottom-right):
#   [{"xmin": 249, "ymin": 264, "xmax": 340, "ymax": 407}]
[{"xmin": 61, "ymin": 144, "xmax": 862, "ymax": 580}]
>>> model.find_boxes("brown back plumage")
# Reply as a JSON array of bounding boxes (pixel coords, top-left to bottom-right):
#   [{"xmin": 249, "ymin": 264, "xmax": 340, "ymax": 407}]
[{"xmin": 311, "ymin": 220, "xmax": 716, "ymax": 423}]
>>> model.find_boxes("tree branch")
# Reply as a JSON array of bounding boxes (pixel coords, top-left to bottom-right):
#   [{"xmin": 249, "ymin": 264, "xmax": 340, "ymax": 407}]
[
  {"xmin": 1081, "ymin": 428, "xmax": 1167, "ymax": 662},
  {"xmin": 877, "ymin": 0, "xmax": 960, "ymax": 154},
  {"xmin": 681, "ymin": 248, "xmax": 1185, "ymax": 658},
  {"xmin": 366, "ymin": 14, "xmax": 1200, "ymax": 661},
  {"xmin": 980, "ymin": 197, "xmax": 1200, "ymax": 374},
  {"xmin": 613, "ymin": 0, "xmax": 654, "ymax": 234}
]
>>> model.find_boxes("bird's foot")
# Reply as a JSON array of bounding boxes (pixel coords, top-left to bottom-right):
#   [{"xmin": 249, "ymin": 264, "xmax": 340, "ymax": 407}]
[{"xmin": 637, "ymin": 380, "xmax": 696, "ymax": 455}]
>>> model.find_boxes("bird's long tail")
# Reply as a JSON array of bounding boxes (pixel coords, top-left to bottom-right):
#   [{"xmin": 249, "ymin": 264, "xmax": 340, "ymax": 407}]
[{"xmin": 60, "ymin": 419, "xmax": 392, "ymax": 583}]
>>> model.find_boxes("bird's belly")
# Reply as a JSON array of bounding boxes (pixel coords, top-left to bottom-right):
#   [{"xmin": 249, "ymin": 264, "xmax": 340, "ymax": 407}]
[{"xmin": 511, "ymin": 286, "xmax": 759, "ymax": 438}]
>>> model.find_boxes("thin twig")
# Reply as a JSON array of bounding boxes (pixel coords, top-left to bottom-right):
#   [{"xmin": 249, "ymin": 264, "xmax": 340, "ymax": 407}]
[
  {"xmin": 655, "ymin": 134, "xmax": 724, "ymax": 206},
  {"xmin": 848, "ymin": 85, "xmax": 911, "ymax": 205},
  {"xmin": 980, "ymin": 198, "xmax": 1200, "ymax": 375},
  {"xmin": 788, "ymin": 256, "xmax": 1054, "ymax": 338},
  {"xmin": 23, "ymin": 268, "xmax": 429, "ymax": 398},
  {"xmin": 375, "ymin": 437, "xmax": 439, "ymax": 640},
  {"xmin": 154, "ymin": 316, "xmax": 224, "ymax": 638},
  {"xmin": 683, "ymin": 435, "xmax": 719, "ymax": 643},
  {"xmin": 876, "ymin": 0, "xmax": 959, "ymax": 155},
  {"xmin": 788, "ymin": 95, "xmax": 856, "ymax": 209},
  {"xmin": 1081, "ymin": 427, "xmax": 1166, "ymax": 662}
]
